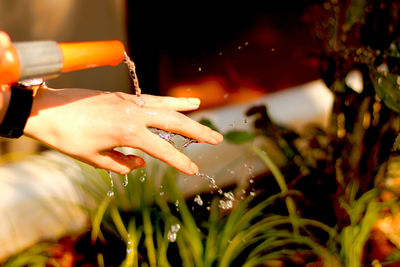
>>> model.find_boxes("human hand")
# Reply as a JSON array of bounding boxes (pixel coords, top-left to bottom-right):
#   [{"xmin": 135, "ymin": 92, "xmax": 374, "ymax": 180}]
[
  {"xmin": 0, "ymin": 32, "xmax": 11, "ymax": 122},
  {"xmin": 24, "ymin": 87, "xmax": 223, "ymax": 175},
  {"xmin": 0, "ymin": 31, "xmax": 11, "ymax": 57}
]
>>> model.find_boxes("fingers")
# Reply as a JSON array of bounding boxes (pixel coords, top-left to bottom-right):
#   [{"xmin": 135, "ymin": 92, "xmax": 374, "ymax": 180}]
[
  {"xmin": 0, "ymin": 31, "xmax": 11, "ymax": 51},
  {"xmin": 134, "ymin": 130, "xmax": 199, "ymax": 175},
  {"xmin": 96, "ymin": 149, "xmax": 146, "ymax": 175},
  {"xmin": 141, "ymin": 108, "xmax": 223, "ymax": 144},
  {"xmin": 135, "ymin": 94, "xmax": 201, "ymax": 111},
  {"xmin": 0, "ymin": 31, "xmax": 11, "ymax": 64}
]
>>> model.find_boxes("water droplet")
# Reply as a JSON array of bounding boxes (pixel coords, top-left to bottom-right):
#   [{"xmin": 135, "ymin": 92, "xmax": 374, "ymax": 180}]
[
  {"xmin": 171, "ymin": 224, "xmax": 180, "ymax": 232},
  {"xmin": 219, "ymin": 200, "xmax": 233, "ymax": 210},
  {"xmin": 168, "ymin": 224, "xmax": 181, "ymax": 242},
  {"xmin": 175, "ymin": 200, "xmax": 179, "ymax": 207},
  {"xmin": 219, "ymin": 51, "xmax": 223, "ymax": 56},
  {"xmin": 198, "ymin": 67, "xmax": 202, "ymax": 72},
  {"xmin": 160, "ymin": 191, "xmax": 165, "ymax": 196},
  {"xmin": 123, "ymin": 174, "xmax": 129, "ymax": 187},
  {"xmin": 237, "ymin": 45, "xmax": 242, "ymax": 50},
  {"xmin": 126, "ymin": 248, "xmax": 133, "ymax": 254},
  {"xmin": 244, "ymin": 41, "xmax": 249, "ymax": 46},
  {"xmin": 249, "ymin": 179, "xmax": 254, "ymax": 184},
  {"xmin": 224, "ymin": 191, "xmax": 235, "ymax": 201},
  {"xmin": 137, "ymin": 96, "xmax": 145, "ymax": 108},
  {"xmin": 250, "ymin": 191, "xmax": 256, "ymax": 196},
  {"xmin": 168, "ymin": 231, "xmax": 177, "ymax": 242},
  {"xmin": 194, "ymin": 194, "xmax": 203, "ymax": 206},
  {"xmin": 140, "ymin": 176, "xmax": 145, "ymax": 182},
  {"xmin": 107, "ymin": 190, "xmax": 114, "ymax": 197}
]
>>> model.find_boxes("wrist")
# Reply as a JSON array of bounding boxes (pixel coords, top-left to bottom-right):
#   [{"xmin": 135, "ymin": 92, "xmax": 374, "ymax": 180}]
[{"xmin": 0, "ymin": 79, "xmax": 44, "ymax": 138}]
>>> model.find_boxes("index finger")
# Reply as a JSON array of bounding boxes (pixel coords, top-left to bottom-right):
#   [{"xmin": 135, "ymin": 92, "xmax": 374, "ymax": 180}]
[
  {"xmin": 133, "ymin": 129, "xmax": 199, "ymax": 175},
  {"xmin": 126, "ymin": 93, "xmax": 202, "ymax": 112}
]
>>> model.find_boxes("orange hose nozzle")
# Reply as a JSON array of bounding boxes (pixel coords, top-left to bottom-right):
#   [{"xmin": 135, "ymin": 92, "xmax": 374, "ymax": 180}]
[{"xmin": 59, "ymin": 40, "xmax": 125, "ymax": 73}]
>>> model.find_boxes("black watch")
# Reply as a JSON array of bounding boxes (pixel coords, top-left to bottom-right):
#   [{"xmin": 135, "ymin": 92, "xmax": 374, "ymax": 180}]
[{"xmin": 0, "ymin": 78, "xmax": 44, "ymax": 139}]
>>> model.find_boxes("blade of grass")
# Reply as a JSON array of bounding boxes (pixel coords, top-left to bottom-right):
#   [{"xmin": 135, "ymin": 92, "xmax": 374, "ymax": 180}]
[
  {"xmin": 249, "ymin": 143, "xmax": 299, "ymax": 233},
  {"xmin": 121, "ymin": 218, "xmax": 142, "ymax": 267},
  {"xmin": 110, "ymin": 205, "xmax": 128, "ymax": 241},
  {"xmin": 204, "ymin": 199, "xmax": 221, "ymax": 267},
  {"xmin": 142, "ymin": 208, "xmax": 157, "ymax": 267},
  {"xmin": 163, "ymin": 169, "xmax": 203, "ymax": 265},
  {"xmin": 91, "ymin": 195, "xmax": 112, "ymax": 242}
]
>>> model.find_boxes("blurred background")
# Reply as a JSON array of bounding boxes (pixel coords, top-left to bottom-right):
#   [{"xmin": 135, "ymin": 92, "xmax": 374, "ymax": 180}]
[{"xmin": 0, "ymin": 0, "xmax": 321, "ymax": 156}]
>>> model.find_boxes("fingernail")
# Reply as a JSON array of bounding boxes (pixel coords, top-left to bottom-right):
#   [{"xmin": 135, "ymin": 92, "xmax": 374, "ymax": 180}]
[
  {"xmin": 211, "ymin": 130, "xmax": 223, "ymax": 143},
  {"xmin": 190, "ymin": 162, "xmax": 199, "ymax": 174},
  {"xmin": 188, "ymin": 98, "xmax": 201, "ymax": 105}
]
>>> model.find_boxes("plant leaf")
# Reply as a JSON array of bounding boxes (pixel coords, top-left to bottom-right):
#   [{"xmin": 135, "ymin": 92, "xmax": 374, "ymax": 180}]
[
  {"xmin": 224, "ymin": 130, "xmax": 256, "ymax": 144},
  {"xmin": 199, "ymin": 118, "xmax": 220, "ymax": 132},
  {"xmin": 393, "ymin": 134, "xmax": 400, "ymax": 151},
  {"xmin": 369, "ymin": 66, "xmax": 400, "ymax": 113}
]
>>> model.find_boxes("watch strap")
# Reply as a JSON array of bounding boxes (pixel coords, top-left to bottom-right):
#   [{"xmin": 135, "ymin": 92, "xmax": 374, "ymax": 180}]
[{"xmin": 0, "ymin": 84, "xmax": 34, "ymax": 138}]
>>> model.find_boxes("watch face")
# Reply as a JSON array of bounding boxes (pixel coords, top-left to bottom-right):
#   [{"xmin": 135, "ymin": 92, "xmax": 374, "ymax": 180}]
[
  {"xmin": 15, "ymin": 78, "xmax": 45, "ymax": 96},
  {"xmin": 17, "ymin": 78, "xmax": 44, "ymax": 88}
]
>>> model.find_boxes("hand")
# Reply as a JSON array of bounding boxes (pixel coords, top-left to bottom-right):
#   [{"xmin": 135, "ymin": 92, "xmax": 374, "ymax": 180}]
[
  {"xmin": 24, "ymin": 87, "xmax": 223, "ymax": 175},
  {"xmin": 0, "ymin": 31, "xmax": 11, "ymax": 122},
  {"xmin": 0, "ymin": 31, "xmax": 11, "ymax": 57}
]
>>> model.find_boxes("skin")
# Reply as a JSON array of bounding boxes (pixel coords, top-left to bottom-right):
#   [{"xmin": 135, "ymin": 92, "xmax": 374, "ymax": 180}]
[
  {"xmin": 0, "ymin": 31, "xmax": 223, "ymax": 175},
  {"xmin": 0, "ymin": 31, "xmax": 11, "ymax": 123}
]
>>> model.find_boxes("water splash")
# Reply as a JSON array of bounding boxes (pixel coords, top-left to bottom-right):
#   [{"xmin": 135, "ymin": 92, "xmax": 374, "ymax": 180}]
[
  {"xmin": 219, "ymin": 191, "xmax": 236, "ymax": 210},
  {"xmin": 123, "ymin": 173, "xmax": 129, "ymax": 187},
  {"xmin": 123, "ymin": 52, "xmax": 145, "ymax": 107},
  {"xmin": 218, "ymin": 199, "xmax": 233, "ymax": 210},
  {"xmin": 196, "ymin": 172, "xmax": 221, "ymax": 193},
  {"xmin": 148, "ymin": 127, "xmax": 197, "ymax": 150},
  {"xmin": 107, "ymin": 170, "xmax": 114, "ymax": 197},
  {"xmin": 195, "ymin": 173, "xmax": 238, "ymax": 210},
  {"xmin": 168, "ymin": 224, "xmax": 181, "ymax": 242},
  {"xmin": 194, "ymin": 194, "xmax": 203, "ymax": 206}
]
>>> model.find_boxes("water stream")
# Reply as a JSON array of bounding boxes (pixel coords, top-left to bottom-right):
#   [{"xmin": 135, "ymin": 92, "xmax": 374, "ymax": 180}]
[
  {"xmin": 123, "ymin": 52, "xmax": 145, "ymax": 107},
  {"xmin": 107, "ymin": 170, "xmax": 115, "ymax": 197}
]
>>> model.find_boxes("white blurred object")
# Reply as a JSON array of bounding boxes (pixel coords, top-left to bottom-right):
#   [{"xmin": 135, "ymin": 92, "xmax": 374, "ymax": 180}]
[
  {"xmin": 0, "ymin": 152, "xmax": 91, "ymax": 261},
  {"xmin": 345, "ymin": 69, "xmax": 363, "ymax": 93}
]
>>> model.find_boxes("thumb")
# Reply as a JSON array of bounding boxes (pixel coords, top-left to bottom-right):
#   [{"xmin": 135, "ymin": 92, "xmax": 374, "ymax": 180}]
[
  {"xmin": 98, "ymin": 149, "xmax": 146, "ymax": 175},
  {"xmin": 0, "ymin": 31, "xmax": 11, "ymax": 52}
]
